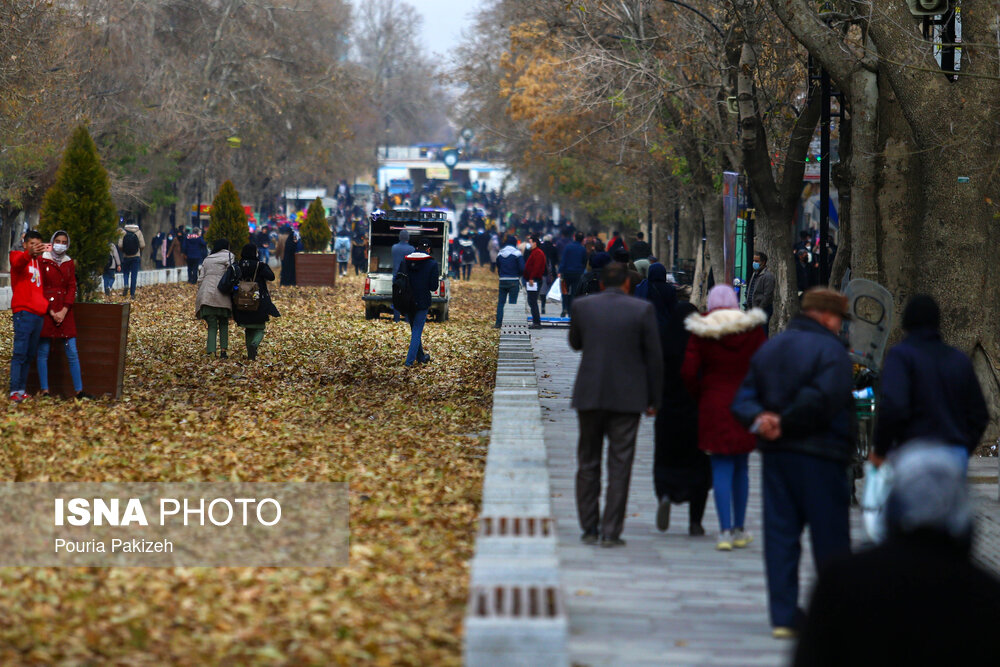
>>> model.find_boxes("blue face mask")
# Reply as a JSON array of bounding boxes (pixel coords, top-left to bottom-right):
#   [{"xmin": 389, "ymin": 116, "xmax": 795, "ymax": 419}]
[{"xmin": 752, "ymin": 261, "xmax": 761, "ymax": 271}]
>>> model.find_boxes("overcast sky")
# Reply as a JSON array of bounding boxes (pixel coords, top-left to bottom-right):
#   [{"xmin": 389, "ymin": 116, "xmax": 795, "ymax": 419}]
[{"xmin": 405, "ymin": 0, "xmax": 482, "ymax": 60}]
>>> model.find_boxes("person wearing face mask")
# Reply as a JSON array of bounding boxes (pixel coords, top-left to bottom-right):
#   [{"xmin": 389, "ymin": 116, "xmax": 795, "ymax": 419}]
[
  {"xmin": 8, "ymin": 230, "xmax": 49, "ymax": 401},
  {"xmin": 731, "ymin": 287, "xmax": 855, "ymax": 639},
  {"xmin": 745, "ymin": 252, "xmax": 776, "ymax": 333},
  {"xmin": 37, "ymin": 231, "xmax": 91, "ymax": 399}
]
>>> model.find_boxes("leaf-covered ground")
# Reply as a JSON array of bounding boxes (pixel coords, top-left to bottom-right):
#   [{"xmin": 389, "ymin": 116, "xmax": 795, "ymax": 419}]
[{"xmin": 0, "ymin": 268, "xmax": 499, "ymax": 665}]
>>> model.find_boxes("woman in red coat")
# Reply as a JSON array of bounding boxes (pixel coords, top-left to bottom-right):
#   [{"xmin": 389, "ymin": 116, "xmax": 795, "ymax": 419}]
[
  {"xmin": 681, "ymin": 285, "xmax": 767, "ymax": 551},
  {"xmin": 37, "ymin": 231, "xmax": 88, "ymax": 398}
]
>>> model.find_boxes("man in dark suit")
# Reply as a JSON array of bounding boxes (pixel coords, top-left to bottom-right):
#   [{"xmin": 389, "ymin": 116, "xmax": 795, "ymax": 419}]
[{"xmin": 569, "ymin": 262, "xmax": 663, "ymax": 547}]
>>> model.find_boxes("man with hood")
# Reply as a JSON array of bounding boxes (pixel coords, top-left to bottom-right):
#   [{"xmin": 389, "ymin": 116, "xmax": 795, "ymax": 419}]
[
  {"xmin": 401, "ymin": 240, "xmax": 439, "ymax": 367},
  {"xmin": 494, "ymin": 235, "xmax": 524, "ymax": 328},
  {"xmin": 117, "ymin": 220, "xmax": 146, "ymax": 298},
  {"xmin": 390, "ymin": 230, "xmax": 415, "ymax": 322}
]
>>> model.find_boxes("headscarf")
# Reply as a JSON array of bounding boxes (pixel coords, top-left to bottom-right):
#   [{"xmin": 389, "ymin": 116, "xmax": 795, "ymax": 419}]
[
  {"xmin": 706, "ymin": 284, "xmax": 739, "ymax": 311},
  {"xmin": 647, "ymin": 262, "xmax": 668, "ymax": 283},
  {"xmin": 44, "ymin": 230, "xmax": 72, "ymax": 264},
  {"xmin": 212, "ymin": 238, "xmax": 230, "ymax": 254},
  {"xmin": 241, "ymin": 243, "xmax": 257, "ymax": 261},
  {"xmin": 588, "ymin": 251, "xmax": 611, "ymax": 270}
]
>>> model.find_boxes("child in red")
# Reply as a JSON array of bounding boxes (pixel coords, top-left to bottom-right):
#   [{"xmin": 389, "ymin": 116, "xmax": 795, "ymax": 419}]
[{"xmin": 9, "ymin": 230, "xmax": 48, "ymax": 401}]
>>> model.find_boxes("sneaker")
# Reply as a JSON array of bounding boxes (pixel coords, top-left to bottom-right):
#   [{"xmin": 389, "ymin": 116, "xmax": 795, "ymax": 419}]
[
  {"xmin": 689, "ymin": 524, "xmax": 706, "ymax": 537},
  {"xmin": 772, "ymin": 627, "xmax": 797, "ymax": 640},
  {"xmin": 492, "ymin": 323, "xmax": 502, "ymax": 329},
  {"xmin": 220, "ymin": 350, "xmax": 228, "ymax": 359},
  {"xmin": 716, "ymin": 531, "xmax": 733, "ymax": 551},
  {"xmin": 600, "ymin": 537, "xmax": 626, "ymax": 548},
  {"xmin": 655, "ymin": 498, "xmax": 671, "ymax": 532},
  {"xmin": 580, "ymin": 530, "xmax": 599, "ymax": 545},
  {"xmin": 75, "ymin": 391, "xmax": 95, "ymax": 400},
  {"xmin": 9, "ymin": 392, "xmax": 27, "ymax": 403},
  {"xmin": 418, "ymin": 354, "xmax": 431, "ymax": 364},
  {"xmin": 733, "ymin": 529, "xmax": 753, "ymax": 548}
]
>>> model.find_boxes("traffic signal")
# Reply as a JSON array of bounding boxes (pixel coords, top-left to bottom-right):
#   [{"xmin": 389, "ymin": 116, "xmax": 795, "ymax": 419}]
[{"xmin": 906, "ymin": 0, "xmax": 951, "ymax": 16}]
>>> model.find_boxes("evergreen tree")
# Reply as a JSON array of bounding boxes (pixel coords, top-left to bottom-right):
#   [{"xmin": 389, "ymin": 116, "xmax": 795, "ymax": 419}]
[
  {"xmin": 300, "ymin": 197, "xmax": 331, "ymax": 252},
  {"xmin": 205, "ymin": 180, "xmax": 249, "ymax": 251},
  {"xmin": 39, "ymin": 125, "xmax": 119, "ymax": 301}
]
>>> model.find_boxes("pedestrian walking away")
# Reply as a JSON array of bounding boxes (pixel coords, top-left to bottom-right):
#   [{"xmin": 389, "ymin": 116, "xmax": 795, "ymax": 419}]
[
  {"xmin": 232, "ymin": 243, "xmax": 280, "ymax": 361},
  {"xmin": 280, "ymin": 229, "xmax": 299, "ymax": 286},
  {"xmin": 642, "ymin": 263, "xmax": 710, "ymax": 536},
  {"xmin": 334, "ymin": 229, "xmax": 352, "ymax": 278},
  {"xmin": 390, "ymin": 229, "xmax": 415, "ymax": 322},
  {"xmin": 37, "ymin": 231, "xmax": 92, "ymax": 399},
  {"xmin": 558, "ymin": 231, "xmax": 587, "ymax": 317},
  {"xmin": 523, "ymin": 235, "xmax": 547, "ymax": 329},
  {"xmin": 745, "ymin": 251, "xmax": 775, "ymax": 332},
  {"xmin": 118, "ymin": 221, "xmax": 146, "ymax": 298},
  {"xmin": 569, "ymin": 262, "xmax": 663, "ymax": 547},
  {"xmin": 400, "ymin": 241, "xmax": 439, "ymax": 367},
  {"xmin": 629, "ymin": 231, "xmax": 651, "ymax": 262},
  {"xmin": 8, "ymin": 230, "xmax": 48, "ymax": 401},
  {"xmin": 494, "ymin": 236, "xmax": 524, "ymax": 328},
  {"xmin": 731, "ymin": 287, "xmax": 855, "ymax": 638},
  {"xmin": 681, "ymin": 285, "xmax": 767, "ymax": 550},
  {"xmin": 183, "ymin": 228, "xmax": 208, "ymax": 285},
  {"xmin": 195, "ymin": 239, "xmax": 237, "ymax": 358},
  {"xmin": 872, "ymin": 294, "xmax": 989, "ymax": 472},
  {"xmin": 102, "ymin": 242, "xmax": 122, "ymax": 296}
]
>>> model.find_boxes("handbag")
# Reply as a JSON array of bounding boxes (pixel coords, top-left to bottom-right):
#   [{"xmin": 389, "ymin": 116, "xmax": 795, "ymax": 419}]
[{"xmin": 547, "ymin": 277, "xmax": 562, "ymax": 303}]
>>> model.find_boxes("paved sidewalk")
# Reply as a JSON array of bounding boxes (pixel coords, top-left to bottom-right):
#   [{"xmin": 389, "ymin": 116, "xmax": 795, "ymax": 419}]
[{"xmin": 530, "ymin": 326, "xmax": 1000, "ymax": 667}]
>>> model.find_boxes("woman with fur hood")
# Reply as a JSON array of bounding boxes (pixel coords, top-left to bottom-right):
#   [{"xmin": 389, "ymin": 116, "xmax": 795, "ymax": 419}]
[{"xmin": 681, "ymin": 285, "xmax": 767, "ymax": 551}]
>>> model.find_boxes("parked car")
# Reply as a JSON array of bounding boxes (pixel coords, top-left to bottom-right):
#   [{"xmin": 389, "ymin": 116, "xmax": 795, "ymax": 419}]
[{"xmin": 362, "ymin": 210, "xmax": 451, "ymax": 321}]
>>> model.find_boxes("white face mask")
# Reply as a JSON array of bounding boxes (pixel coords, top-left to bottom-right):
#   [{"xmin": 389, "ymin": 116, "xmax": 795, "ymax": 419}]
[{"xmin": 53, "ymin": 243, "xmax": 68, "ymax": 254}]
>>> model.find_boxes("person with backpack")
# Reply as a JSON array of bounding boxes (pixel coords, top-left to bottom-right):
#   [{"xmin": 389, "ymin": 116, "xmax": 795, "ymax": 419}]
[
  {"xmin": 232, "ymin": 243, "xmax": 280, "ymax": 361},
  {"xmin": 334, "ymin": 228, "xmax": 352, "ymax": 278},
  {"xmin": 494, "ymin": 236, "xmax": 524, "ymax": 328},
  {"xmin": 396, "ymin": 240, "xmax": 439, "ymax": 367},
  {"xmin": 117, "ymin": 221, "xmax": 145, "ymax": 298},
  {"xmin": 390, "ymin": 229, "xmax": 414, "ymax": 322},
  {"xmin": 195, "ymin": 239, "xmax": 237, "ymax": 359}
]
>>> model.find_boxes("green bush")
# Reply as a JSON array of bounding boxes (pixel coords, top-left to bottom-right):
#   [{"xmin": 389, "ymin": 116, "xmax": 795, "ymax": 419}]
[
  {"xmin": 39, "ymin": 126, "xmax": 119, "ymax": 301},
  {"xmin": 205, "ymin": 180, "xmax": 249, "ymax": 251},
  {"xmin": 300, "ymin": 197, "xmax": 330, "ymax": 252}
]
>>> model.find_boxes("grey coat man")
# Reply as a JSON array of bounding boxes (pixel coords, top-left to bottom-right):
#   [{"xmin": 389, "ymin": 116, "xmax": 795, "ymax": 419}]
[{"xmin": 569, "ymin": 273, "xmax": 663, "ymax": 545}]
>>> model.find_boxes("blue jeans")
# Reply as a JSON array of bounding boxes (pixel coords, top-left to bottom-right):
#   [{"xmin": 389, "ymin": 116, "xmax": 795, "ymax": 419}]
[
  {"xmin": 710, "ymin": 453, "xmax": 750, "ymax": 532},
  {"xmin": 762, "ymin": 450, "xmax": 851, "ymax": 628},
  {"xmin": 405, "ymin": 309, "xmax": 428, "ymax": 365},
  {"xmin": 9, "ymin": 311, "xmax": 44, "ymax": 395},
  {"xmin": 259, "ymin": 247, "xmax": 270, "ymax": 263},
  {"xmin": 122, "ymin": 256, "xmax": 140, "ymax": 296},
  {"xmin": 103, "ymin": 269, "xmax": 117, "ymax": 294},
  {"xmin": 496, "ymin": 281, "xmax": 520, "ymax": 326},
  {"xmin": 37, "ymin": 337, "xmax": 83, "ymax": 393}
]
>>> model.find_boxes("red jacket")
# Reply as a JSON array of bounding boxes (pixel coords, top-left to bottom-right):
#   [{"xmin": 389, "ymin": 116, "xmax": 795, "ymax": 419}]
[
  {"xmin": 524, "ymin": 247, "xmax": 547, "ymax": 282},
  {"xmin": 681, "ymin": 308, "xmax": 768, "ymax": 455},
  {"xmin": 39, "ymin": 255, "xmax": 77, "ymax": 338},
  {"xmin": 9, "ymin": 250, "xmax": 48, "ymax": 316}
]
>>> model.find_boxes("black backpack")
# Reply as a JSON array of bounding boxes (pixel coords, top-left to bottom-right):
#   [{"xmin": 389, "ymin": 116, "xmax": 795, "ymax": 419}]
[
  {"xmin": 392, "ymin": 265, "xmax": 417, "ymax": 316},
  {"xmin": 122, "ymin": 230, "xmax": 140, "ymax": 255}
]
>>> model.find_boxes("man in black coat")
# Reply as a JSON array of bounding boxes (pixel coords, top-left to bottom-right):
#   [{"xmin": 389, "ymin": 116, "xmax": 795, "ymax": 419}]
[
  {"xmin": 732, "ymin": 287, "xmax": 855, "ymax": 638},
  {"xmin": 569, "ymin": 262, "xmax": 663, "ymax": 547},
  {"xmin": 401, "ymin": 240, "xmax": 439, "ymax": 367},
  {"xmin": 629, "ymin": 231, "xmax": 651, "ymax": 262},
  {"xmin": 794, "ymin": 444, "xmax": 1000, "ymax": 666},
  {"xmin": 873, "ymin": 294, "xmax": 989, "ymax": 471}
]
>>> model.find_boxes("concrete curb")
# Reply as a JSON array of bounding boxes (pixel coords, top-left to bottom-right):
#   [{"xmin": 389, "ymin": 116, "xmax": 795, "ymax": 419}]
[{"xmin": 464, "ymin": 323, "xmax": 568, "ymax": 667}]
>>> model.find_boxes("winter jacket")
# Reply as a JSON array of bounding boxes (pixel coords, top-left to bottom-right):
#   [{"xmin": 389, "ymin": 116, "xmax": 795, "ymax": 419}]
[
  {"xmin": 523, "ymin": 247, "xmax": 547, "ymax": 282},
  {"xmin": 9, "ymin": 250, "xmax": 47, "ymax": 316},
  {"xmin": 630, "ymin": 240, "xmax": 652, "ymax": 262},
  {"xmin": 559, "ymin": 241, "xmax": 587, "ymax": 275},
  {"xmin": 731, "ymin": 315, "xmax": 855, "ymax": 463},
  {"xmin": 335, "ymin": 236, "xmax": 353, "ymax": 264},
  {"xmin": 168, "ymin": 236, "xmax": 186, "ymax": 266},
  {"xmin": 403, "ymin": 252, "xmax": 440, "ymax": 312},
  {"xmin": 488, "ymin": 237, "xmax": 500, "ymax": 262},
  {"xmin": 681, "ymin": 308, "xmax": 768, "ymax": 455},
  {"xmin": 117, "ymin": 224, "xmax": 146, "ymax": 259},
  {"xmin": 460, "ymin": 239, "xmax": 477, "ymax": 265},
  {"xmin": 496, "ymin": 245, "xmax": 524, "ymax": 281},
  {"xmin": 195, "ymin": 250, "xmax": 237, "ymax": 316},
  {"xmin": 607, "ymin": 235, "xmax": 627, "ymax": 255},
  {"xmin": 746, "ymin": 267, "xmax": 775, "ymax": 310},
  {"xmin": 232, "ymin": 258, "xmax": 280, "ymax": 326},
  {"xmin": 874, "ymin": 328, "xmax": 989, "ymax": 456},
  {"xmin": 151, "ymin": 233, "xmax": 167, "ymax": 264},
  {"xmin": 183, "ymin": 235, "xmax": 208, "ymax": 261},
  {"xmin": 39, "ymin": 254, "xmax": 77, "ymax": 339}
]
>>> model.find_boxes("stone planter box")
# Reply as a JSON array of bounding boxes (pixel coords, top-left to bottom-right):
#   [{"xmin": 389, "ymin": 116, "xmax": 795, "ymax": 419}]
[
  {"xmin": 26, "ymin": 302, "xmax": 131, "ymax": 399},
  {"xmin": 295, "ymin": 253, "xmax": 338, "ymax": 287}
]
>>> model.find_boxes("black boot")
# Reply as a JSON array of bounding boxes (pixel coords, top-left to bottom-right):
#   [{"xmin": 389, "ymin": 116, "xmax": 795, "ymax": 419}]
[
  {"xmin": 689, "ymin": 490, "xmax": 708, "ymax": 536},
  {"xmin": 245, "ymin": 330, "xmax": 257, "ymax": 361}
]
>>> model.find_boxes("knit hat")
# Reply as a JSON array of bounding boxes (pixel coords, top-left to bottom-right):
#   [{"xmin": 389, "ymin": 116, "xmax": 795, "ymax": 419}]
[
  {"xmin": 589, "ymin": 251, "xmax": 611, "ymax": 270},
  {"xmin": 706, "ymin": 285, "xmax": 739, "ymax": 311},
  {"xmin": 902, "ymin": 294, "xmax": 940, "ymax": 331},
  {"xmin": 801, "ymin": 288, "xmax": 851, "ymax": 319}
]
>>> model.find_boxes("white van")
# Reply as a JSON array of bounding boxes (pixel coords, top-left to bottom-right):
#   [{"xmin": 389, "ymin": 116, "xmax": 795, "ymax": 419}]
[{"xmin": 362, "ymin": 210, "xmax": 451, "ymax": 321}]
